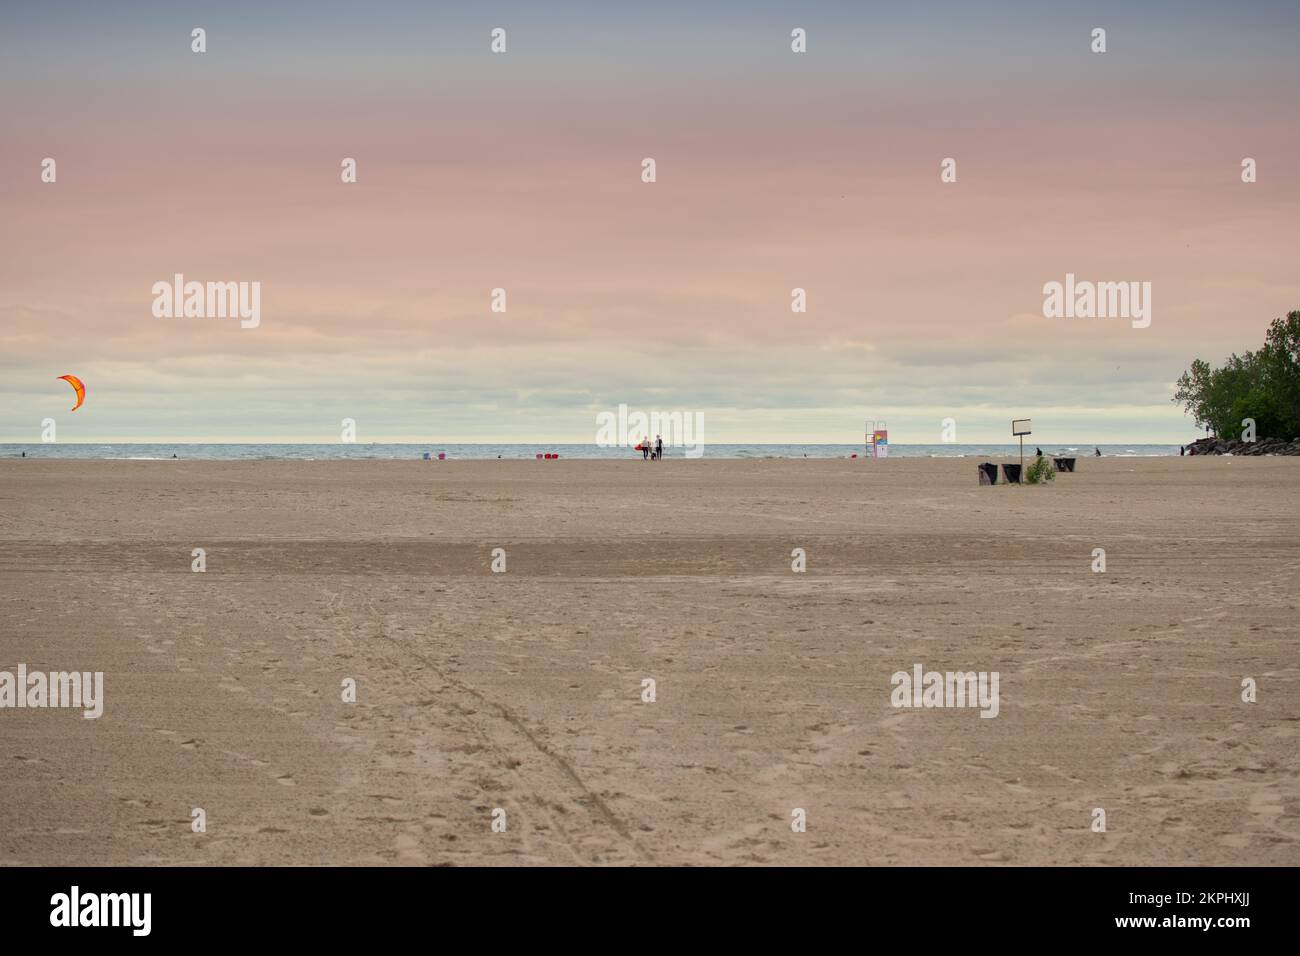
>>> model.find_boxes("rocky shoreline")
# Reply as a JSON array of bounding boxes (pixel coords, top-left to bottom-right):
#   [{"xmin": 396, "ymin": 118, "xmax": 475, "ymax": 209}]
[{"xmin": 1186, "ymin": 436, "xmax": 1300, "ymax": 456}]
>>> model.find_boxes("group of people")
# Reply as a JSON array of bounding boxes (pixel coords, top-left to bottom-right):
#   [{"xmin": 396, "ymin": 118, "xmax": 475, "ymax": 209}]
[{"xmin": 641, "ymin": 435, "xmax": 664, "ymax": 460}]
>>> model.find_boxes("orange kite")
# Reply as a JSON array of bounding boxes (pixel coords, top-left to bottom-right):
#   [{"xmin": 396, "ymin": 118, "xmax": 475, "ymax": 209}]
[{"xmin": 58, "ymin": 374, "xmax": 85, "ymax": 411}]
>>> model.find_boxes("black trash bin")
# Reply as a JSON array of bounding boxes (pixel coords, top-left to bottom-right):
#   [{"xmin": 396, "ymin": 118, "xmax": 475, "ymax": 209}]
[
  {"xmin": 1053, "ymin": 457, "xmax": 1076, "ymax": 473},
  {"xmin": 1001, "ymin": 463, "xmax": 1022, "ymax": 484},
  {"xmin": 978, "ymin": 462, "xmax": 998, "ymax": 485}
]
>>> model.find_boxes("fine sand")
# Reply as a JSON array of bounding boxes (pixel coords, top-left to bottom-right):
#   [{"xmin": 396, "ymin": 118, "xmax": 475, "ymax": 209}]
[{"xmin": 0, "ymin": 456, "xmax": 1297, "ymax": 866}]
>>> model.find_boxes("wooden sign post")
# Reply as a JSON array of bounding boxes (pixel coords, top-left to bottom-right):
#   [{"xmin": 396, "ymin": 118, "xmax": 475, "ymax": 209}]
[{"xmin": 1012, "ymin": 419, "xmax": 1032, "ymax": 475}]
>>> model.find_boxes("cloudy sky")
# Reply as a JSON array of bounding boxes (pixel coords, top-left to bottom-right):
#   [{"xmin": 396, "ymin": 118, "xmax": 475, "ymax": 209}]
[{"xmin": 2, "ymin": 0, "xmax": 1298, "ymax": 443}]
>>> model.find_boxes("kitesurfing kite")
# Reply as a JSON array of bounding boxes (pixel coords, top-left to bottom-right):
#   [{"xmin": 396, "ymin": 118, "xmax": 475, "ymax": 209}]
[{"xmin": 58, "ymin": 374, "xmax": 85, "ymax": 411}]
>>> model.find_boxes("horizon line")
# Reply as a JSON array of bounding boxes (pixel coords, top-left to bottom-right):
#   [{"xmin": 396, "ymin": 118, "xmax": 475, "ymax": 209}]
[{"xmin": 0, "ymin": 439, "xmax": 1195, "ymax": 446}]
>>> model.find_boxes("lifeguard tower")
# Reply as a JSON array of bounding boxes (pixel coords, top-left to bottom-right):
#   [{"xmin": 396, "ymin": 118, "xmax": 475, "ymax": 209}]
[{"xmin": 865, "ymin": 420, "xmax": 889, "ymax": 459}]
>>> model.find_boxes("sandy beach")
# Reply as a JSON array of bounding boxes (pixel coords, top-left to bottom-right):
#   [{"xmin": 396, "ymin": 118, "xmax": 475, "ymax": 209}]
[{"xmin": 1, "ymin": 457, "xmax": 1296, "ymax": 866}]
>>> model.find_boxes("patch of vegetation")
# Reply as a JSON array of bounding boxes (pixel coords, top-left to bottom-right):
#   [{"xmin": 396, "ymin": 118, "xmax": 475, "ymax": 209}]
[
  {"xmin": 1026, "ymin": 455, "xmax": 1056, "ymax": 484},
  {"xmin": 1173, "ymin": 310, "xmax": 1300, "ymax": 440}
]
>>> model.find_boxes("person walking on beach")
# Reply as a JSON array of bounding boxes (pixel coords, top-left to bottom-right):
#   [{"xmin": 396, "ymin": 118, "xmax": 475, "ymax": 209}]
[
  {"xmin": 642, "ymin": 438, "xmax": 650, "ymax": 461},
  {"xmin": 1094, "ymin": 446, "xmax": 1101, "ymax": 456},
  {"xmin": 655, "ymin": 434, "xmax": 663, "ymax": 461}
]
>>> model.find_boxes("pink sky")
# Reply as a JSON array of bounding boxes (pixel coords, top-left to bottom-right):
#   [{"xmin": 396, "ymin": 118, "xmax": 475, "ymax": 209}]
[{"xmin": 3, "ymin": 2, "xmax": 1298, "ymax": 442}]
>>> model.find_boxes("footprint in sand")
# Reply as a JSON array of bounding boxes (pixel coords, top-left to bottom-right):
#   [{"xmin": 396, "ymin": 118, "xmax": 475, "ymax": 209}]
[
  {"xmin": 393, "ymin": 830, "xmax": 428, "ymax": 863},
  {"xmin": 1218, "ymin": 833, "xmax": 1252, "ymax": 848},
  {"xmin": 1248, "ymin": 788, "xmax": 1284, "ymax": 824}
]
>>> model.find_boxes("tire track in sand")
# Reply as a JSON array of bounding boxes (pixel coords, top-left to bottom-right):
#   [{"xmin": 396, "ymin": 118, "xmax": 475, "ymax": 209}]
[{"xmin": 346, "ymin": 588, "xmax": 654, "ymax": 865}]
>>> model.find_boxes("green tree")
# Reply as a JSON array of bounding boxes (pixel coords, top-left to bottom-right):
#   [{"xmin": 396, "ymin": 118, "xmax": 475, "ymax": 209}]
[
  {"xmin": 1174, "ymin": 311, "xmax": 1300, "ymax": 440},
  {"xmin": 1261, "ymin": 311, "xmax": 1300, "ymax": 433}
]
